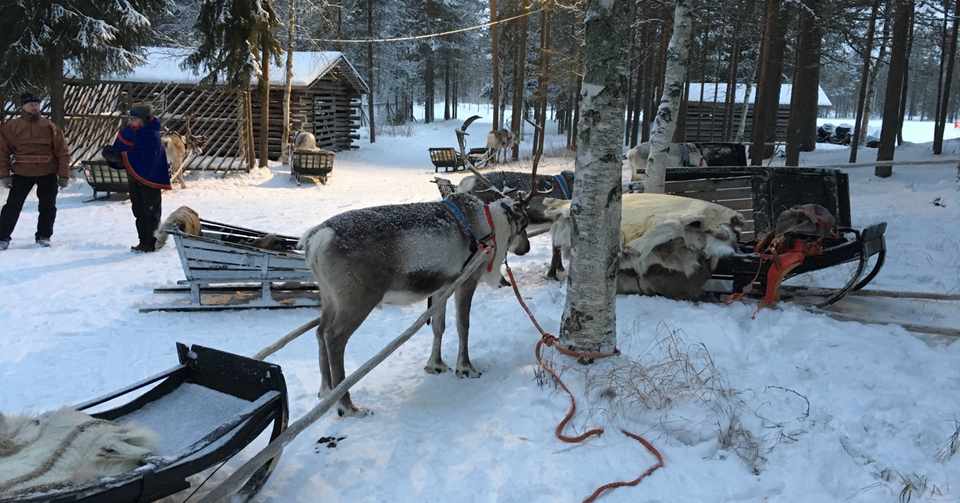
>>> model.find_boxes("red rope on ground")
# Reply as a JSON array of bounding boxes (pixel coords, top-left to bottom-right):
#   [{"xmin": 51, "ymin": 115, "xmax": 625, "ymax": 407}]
[{"xmin": 503, "ymin": 263, "xmax": 665, "ymax": 502}]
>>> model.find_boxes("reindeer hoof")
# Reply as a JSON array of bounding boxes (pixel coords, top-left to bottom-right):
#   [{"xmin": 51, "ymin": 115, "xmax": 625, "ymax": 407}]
[
  {"xmin": 455, "ymin": 366, "xmax": 482, "ymax": 379},
  {"xmin": 337, "ymin": 405, "xmax": 373, "ymax": 418},
  {"xmin": 424, "ymin": 361, "xmax": 450, "ymax": 374}
]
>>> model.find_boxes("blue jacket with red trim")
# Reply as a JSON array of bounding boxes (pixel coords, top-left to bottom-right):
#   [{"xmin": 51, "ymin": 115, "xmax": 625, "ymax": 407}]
[{"xmin": 111, "ymin": 118, "xmax": 171, "ymax": 189}]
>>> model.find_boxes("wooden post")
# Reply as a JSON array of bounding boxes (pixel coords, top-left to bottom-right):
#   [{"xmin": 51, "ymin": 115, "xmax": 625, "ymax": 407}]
[{"xmin": 367, "ymin": 0, "xmax": 376, "ymax": 143}]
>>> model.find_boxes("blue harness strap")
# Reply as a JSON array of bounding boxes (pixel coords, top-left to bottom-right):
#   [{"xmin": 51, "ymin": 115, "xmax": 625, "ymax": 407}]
[
  {"xmin": 553, "ymin": 174, "xmax": 572, "ymax": 199},
  {"xmin": 442, "ymin": 198, "xmax": 479, "ymax": 251}
]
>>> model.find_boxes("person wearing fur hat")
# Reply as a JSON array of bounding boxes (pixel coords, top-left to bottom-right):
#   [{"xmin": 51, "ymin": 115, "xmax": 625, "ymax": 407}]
[
  {"xmin": 0, "ymin": 93, "xmax": 71, "ymax": 250},
  {"xmin": 109, "ymin": 103, "xmax": 170, "ymax": 252}
]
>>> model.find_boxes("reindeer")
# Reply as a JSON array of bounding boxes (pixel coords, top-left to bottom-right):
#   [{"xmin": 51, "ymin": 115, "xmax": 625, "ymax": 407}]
[
  {"xmin": 161, "ymin": 123, "xmax": 206, "ymax": 188},
  {"xmin": 485, "ymin": 128, "xmax": 515, "ymax": 164},
  {"xmin": 627, "ymin": 141, "xmax": 705, "ymax": 182},
  {"xmin": 458, "ymin": 170, "xmax": 575, "ymax": 280},
  {"xmin": 300, "ymin": 122, "xmax": 541, "ymax": 417}
]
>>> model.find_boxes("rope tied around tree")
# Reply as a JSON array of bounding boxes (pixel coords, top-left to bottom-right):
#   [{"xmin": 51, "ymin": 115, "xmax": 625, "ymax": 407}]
[{"xmin": 503, "ymin": 263, "xmax": 665, "ymax": 503}]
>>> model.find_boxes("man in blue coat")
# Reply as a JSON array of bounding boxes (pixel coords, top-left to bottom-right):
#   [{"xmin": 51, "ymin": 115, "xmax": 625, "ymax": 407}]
[{"xmin": 111, "ymin": 104, "xmax": 170, "ymax": 252}]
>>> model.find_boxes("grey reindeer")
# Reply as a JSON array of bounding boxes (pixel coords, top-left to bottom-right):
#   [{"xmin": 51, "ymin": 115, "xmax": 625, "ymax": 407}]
[
  {"xmin": 458, "ymin": 170, "xmax": 575, "ymax": 280},
  {"xmin": 299, "ymin": 121, "xmax": 542, "ymax": 417}
]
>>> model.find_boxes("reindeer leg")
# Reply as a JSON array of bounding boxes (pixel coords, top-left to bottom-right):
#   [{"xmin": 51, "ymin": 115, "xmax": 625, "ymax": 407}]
[
  {"xmin": 454, "ymin": 280, "xmax": 482, "ymax": 378},
  {"xmin": 315, "ymin": 312, "xmax": 334, "ymax": 396},
  {"xmin": 547, "ymin": 246, "xmax": 566, "ymax": 280},
  {"xmin": 424, "ymin": 295, "xmax": 450, "ymax": 374},
  {"xmin": 324, "ymin": 298, "xmax": 379, "ymax": 417}
]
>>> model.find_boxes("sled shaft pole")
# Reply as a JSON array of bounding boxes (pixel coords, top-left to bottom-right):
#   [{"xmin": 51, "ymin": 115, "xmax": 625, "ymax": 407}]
[
  {"xmin": 253, "ymin": 317, "xmax": 323, "ymax": 361},
  {"xmin": 205, "ymin": 249, "xmax": 489, "ymax": 502},
  {"xmin": 818, "ymin": 311, "xmax": 960, "ymax": 338}
]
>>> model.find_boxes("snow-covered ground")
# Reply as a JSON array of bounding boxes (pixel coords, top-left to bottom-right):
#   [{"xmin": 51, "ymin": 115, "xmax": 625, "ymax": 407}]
[{"xmin": 1, "ymin": 116, "xmax": 959, "ymax": 502}]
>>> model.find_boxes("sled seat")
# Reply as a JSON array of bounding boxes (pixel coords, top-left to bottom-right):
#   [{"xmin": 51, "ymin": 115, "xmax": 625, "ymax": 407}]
[
  {"xmin": 81, "ymin": 160, "xmax": 129, "ymax": 202},
  {"xmin": 429, "ymin": 148, "xmax": 466, "ymax": 173},
  {"xmin": 292, "ymin": 150, "xmax": 334, "ymax": 185}
]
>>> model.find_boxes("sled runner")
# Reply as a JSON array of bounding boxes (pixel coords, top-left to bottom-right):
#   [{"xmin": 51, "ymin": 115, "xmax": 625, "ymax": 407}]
[
  {"xmin": 650, "ymin": 167, "xmax": 887, "ymax": 307},
  {"xmin": 142, "ymin": 220, "xmax": 319, "ymax": 312},
  {"xmin": 1, "ymin": 344, "xmax": 288, "ymax": 503}
]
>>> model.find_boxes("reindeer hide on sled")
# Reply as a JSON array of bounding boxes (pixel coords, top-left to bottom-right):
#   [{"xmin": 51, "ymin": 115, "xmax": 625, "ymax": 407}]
[
  {"xmin": 544, "ymin": 193, "xmax": 743, "ymax": 299},
  {"xmin": 0, "ymin": 409, "xmax": 155, "ymax": 497}
]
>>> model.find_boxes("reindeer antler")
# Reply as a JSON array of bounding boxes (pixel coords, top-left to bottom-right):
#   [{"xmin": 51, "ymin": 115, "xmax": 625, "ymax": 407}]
[
  {"xmin": 523, "ymin": 117, "xmax": 545, "ymax": 205},
  {"xmin": 455, "ymin": 115, "xmax": 514, "ymax": 199}
]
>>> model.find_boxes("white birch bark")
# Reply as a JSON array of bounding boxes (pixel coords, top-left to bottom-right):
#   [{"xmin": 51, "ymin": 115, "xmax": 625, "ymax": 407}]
[
  {"xmin": 558, "ymin": 0, "xmax": 631, "ymax": 353},
  {"xmin": 735, "ymin": 65, "xmax": 757, "ymax": 143},
  {"xmin": 645, "ymin": 0, "xmax": 693, "ymax": 194}
]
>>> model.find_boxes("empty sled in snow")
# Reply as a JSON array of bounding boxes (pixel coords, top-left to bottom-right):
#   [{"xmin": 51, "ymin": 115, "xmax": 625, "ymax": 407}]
[
  {"xmin": 143, "ymin": 220, "xmax": 319, "ymax": 312},
  {"xmin": 0, "ymin": 343, "xmax": 288, "ymax": 503}
]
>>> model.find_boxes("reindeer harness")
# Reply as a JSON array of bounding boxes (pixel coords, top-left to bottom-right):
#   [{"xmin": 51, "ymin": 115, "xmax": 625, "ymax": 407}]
[
  {"xmin": 552, "ymin": 174, "xmax": 572, "ymax": 199},
  {"xmin": 441, "ymin": 198, "xmax": 499, "ymax": 272}
]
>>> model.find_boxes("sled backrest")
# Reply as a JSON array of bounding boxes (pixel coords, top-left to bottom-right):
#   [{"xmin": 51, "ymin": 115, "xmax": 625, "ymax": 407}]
[{"xmin": 665, "ymin": 167, "xmax": 851, "ymax": 243}]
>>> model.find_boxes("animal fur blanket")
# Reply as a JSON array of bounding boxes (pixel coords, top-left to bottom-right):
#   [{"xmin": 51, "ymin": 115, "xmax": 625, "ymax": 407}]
[
  {"xmin": 0, "ymin": 409, "xmax": 155, "ymax": 497},
  {"xmin": 154, "ymin": 206, "xmax": 201, "ymax": 250},
  {"xmin": 544, "ymin": 193, "xmax": 743, "ymax": 299}
]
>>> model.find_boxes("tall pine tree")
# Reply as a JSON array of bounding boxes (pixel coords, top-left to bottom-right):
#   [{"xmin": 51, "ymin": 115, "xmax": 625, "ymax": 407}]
[
  {"xmin": 186, "ymin": 0, "xmax": 282, "ymax": 168},
  {"xmin": 0, "ymin": 0, "xmax": 172, "ymax": 126}
]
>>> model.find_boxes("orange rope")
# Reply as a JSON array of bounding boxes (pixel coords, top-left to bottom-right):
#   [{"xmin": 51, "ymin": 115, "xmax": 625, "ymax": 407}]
[{"xmin": 504, "ymin": 263, "xmax": 664, "ymax": 502}]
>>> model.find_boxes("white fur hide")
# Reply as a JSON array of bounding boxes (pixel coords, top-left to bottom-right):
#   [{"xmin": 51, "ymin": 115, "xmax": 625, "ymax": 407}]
[
  {"xmin": 0, "ymin": 409, "xmax": 155, "ymax": 496},
  {"xmin": 544, "ymin": 193, "xmax": 742, "ymax": 298}
]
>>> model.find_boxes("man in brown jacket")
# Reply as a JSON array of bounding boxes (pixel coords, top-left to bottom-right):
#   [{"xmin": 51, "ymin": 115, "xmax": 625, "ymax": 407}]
[{"xmin": 0, "ymin": 93, "xmax": 71, "ymax": 250}]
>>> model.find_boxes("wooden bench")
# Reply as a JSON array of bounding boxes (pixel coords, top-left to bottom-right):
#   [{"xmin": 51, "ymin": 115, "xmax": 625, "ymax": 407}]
[
  {"xmin": 81, "ymin": 160, "xmax": 129, "ymax": 202},
  {"xmin": 292, "ymin": 150, "xmax": 335, "ymax": 185},
  {"xmin": 428, "ymin": 148, "xmax": 466, "ymax": 173}
]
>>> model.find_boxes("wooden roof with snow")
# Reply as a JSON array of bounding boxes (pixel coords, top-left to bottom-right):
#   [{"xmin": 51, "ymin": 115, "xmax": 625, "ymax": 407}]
[
  {"xmin": 687, "ymin": 83, "xmax": 832, "ymax": 107},
  {"xmin": 97, "ymin": 46, "xmax": 369, "ymax": 94}
]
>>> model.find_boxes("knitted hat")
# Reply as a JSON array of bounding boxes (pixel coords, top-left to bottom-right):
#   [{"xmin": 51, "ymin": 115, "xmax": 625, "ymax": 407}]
[
  {"xmin": 20, "ymin": 93, "xmax": 41, "ymax": 106},
  {"xmin": 129, "ymin": 104, "xmax": 153, "ymax": 120}
]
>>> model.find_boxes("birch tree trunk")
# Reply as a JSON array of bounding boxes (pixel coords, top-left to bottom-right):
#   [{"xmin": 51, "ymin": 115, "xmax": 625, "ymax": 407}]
[
  {"xmin": 559, "ymin": 0, "xmax": 630, "ymax": 354},
  {"xmin": 281, "ymin": 0, "xmax": 296, "ymax": 165},
  {"xmin": 644, "ymin": 0, "xmax": 693, "ymax": 194},
  {"xmin": 735, "ymin": 64, "xmax": 757, "ymax": 143}
]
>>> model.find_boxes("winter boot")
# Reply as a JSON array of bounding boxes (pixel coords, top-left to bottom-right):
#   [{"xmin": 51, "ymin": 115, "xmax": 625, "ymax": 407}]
[
  {"xmin": 35, "ymin": 238, "xmax": 51, "ymax": 248},
  {"xmin": 131, "ymin": 242, "xmax": 156, "ymax": 253},
  {"xmin": 0, "ymin": 240, "xmax": 9, "ymax": 251}
]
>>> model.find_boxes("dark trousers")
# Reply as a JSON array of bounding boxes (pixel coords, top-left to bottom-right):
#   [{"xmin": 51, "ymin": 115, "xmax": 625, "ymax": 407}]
[
  {"xmin": 129, "ymin": 179, "xmax": 162, "ymax": 247},
  {"xmin": 0, "ymin": 174, "xmax": 58, "ymax": 241}
]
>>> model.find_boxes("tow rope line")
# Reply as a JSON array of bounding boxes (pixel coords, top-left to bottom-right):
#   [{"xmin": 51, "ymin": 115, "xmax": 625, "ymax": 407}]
[
  {"xmin": 313, "ymin": 9, "xmax": 543, "ymax": 44},
  {"xmin": 503, "ymin": 263, "xmax": 665, "ymax": 503}
]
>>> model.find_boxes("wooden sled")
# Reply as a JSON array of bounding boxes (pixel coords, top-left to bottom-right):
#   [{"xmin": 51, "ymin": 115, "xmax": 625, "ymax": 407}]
[
  {"xmin": 1, "ymin": 344, "xmax": 288, "ymax": 503},
  {"xmin": 81, "ymin": 160, "xmax": 129, "ymax": 203},
  {"xmin": 292, "ymin": 150, "xmax": 334, "ymax": 185},
  {"xmin": 638, "ymin": 167, "xmax": 887, "ymax": 307},
  {"xmin": 141, "ymin": 220, "xmax": 318, "ymax": 312}
]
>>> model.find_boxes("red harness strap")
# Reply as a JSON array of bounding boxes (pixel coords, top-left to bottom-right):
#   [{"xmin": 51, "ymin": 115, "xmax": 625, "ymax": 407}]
[{"xmin": 482, "ymin": 204, "xmax": 497, "ymax": 272}]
